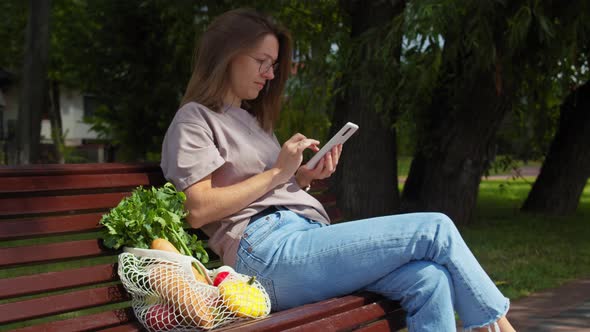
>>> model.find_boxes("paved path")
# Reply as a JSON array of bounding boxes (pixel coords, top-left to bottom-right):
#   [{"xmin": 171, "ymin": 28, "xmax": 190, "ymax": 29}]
[
  {"xmin": 454, "ymin": 279, "xmax": 590, "ymax": 331},
  {"xmin": 484, "ymin": 165, "xmax": 541, "ymax": 180},
  {"xmin": 398, "ymin": 165, "xmax": 542, "ymax": 183},
  {"xmin": 508, "ymin": 279, "xmax": 590, "ymax": 331}
]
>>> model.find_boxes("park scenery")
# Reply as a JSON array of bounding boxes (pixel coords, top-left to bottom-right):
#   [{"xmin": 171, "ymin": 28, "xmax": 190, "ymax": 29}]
[{"xmin": 1, "ymin": 1, "xmax": 589, "ymax": 331}]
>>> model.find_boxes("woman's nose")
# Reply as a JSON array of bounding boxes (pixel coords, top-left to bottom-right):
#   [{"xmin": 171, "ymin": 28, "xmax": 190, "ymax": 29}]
[{"xmin": 262, "ymin": 68, "xmax": 275, "ymax": 80}]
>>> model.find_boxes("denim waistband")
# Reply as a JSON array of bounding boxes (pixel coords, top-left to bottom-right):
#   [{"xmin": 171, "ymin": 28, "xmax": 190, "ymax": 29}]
[{"xmin": 248, "ymin": 206, "xmax": 280, "ymax": 225}]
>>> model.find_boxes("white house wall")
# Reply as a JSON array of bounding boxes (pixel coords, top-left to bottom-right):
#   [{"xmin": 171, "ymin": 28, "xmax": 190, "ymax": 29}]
[{"xmin": 3, "ymin": 86, "xmax": 98, "ymax": 146}]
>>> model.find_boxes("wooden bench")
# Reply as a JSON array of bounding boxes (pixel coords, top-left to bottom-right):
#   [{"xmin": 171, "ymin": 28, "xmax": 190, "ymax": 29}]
[{"xmin": 0, "ymin": 163, "xmax": 406, "ymax": 331}]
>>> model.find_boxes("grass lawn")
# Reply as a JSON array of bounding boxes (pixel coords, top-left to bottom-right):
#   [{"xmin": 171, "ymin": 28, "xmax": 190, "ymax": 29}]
[
  {"xmin": 460, "ymin": 179, "xmax": 590, "ymax": 300},
  {"xmin": 397, "ymin": 156, "xmax": 413, "ymax": 177},
  {"xmin": 397, "ymin": 156, "xmax": 589, "ymax": 301}
]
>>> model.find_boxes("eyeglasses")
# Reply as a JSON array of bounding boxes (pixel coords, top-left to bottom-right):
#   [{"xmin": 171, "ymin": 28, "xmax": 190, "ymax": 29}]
[{"xmin": 247, "ymin": 55, "xmax": 279, "ymax": 75}]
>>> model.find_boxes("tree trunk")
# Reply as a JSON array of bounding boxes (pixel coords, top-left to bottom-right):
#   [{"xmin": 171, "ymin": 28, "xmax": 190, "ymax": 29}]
[
  {"xmin": 332, "ymin": 85, "xmax": 400, "ymax": 220},
  {"xmin": 521, "ymin": 80, "xmax": 590, "ymax": 215},
  {"xmin": 15, "ymin": 0, "xmax": 51, "ymax": 165},
  {"xmin": 48, "ymin": 80, "xmax": 64, "ymax": 163},
  {"xmin": 401, "ymin": 67, "xmax": 512, "ymax": 225},
  {"xmin": 331, "ymin": 0, "xmax": 405, "ymax": 220}
]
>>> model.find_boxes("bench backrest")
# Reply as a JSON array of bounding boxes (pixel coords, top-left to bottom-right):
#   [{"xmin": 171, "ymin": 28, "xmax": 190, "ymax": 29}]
[{"xmin": 0, "ymin": 163, "xmax": 341, "ymax": 331}]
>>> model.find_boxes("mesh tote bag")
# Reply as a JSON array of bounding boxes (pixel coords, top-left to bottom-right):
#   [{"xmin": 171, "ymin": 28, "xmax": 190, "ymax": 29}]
[{"xmin": 118, "ymin": 247, "xmax": 271, "ymax": 331}]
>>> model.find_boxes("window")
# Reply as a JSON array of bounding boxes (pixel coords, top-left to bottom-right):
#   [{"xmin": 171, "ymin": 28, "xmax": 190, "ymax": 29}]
[{"xmin": 83, "ymin": 95, "xmax": 102, "ymax": 118}]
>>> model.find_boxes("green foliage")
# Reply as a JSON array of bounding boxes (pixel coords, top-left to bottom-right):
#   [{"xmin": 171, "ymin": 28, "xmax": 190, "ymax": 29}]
[
  {"xmin": 44, "ymin": 0, "xmax": 344, "ymax": 159},
  {"xmin": 502, "ymin": 1, "xmax": 590, "ymax": 160},
  {"xmin": 0, "ymin": 1, "xmax": 27, "ymax": 71},
  {"xmin": 274, "ymin": 0, "xmax": 345, "ymax": 144},
  {"xmin": 4, "ymin": 0, "xmax": 590, "ymax": 165},
  {"xmin": 100, "ymin": 182, "xmax": 208, "ymax": 263},
  {"xmin": 397, "ymin": 156, "xmax": 413, "ymax": 177},
  {"xmin": 61, "ymin": 1, "xmax": 199, "ymax": 161},
  {"xmin": 382, "ymin": 0, "xmax": 590, "ymax": 157},
  {"xmin": 51, "ymin": 128, "xmax": 87, "ymax": 163}
]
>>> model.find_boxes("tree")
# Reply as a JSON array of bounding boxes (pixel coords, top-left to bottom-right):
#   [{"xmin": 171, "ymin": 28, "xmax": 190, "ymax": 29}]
[
  {"xmin": 522, "ymin": 80, "xmax": 590, "ymax": 215},
  {"xmin": 0, "ymin": 1, "xmax": 27, "ymax": 70},
  {"xmin": 65, "ymin": 1, "xmax": 199, "ymax": 161},
  {"xmin": 15, "ymin": 0, "xmax": 51, "ymax": 164},
  {"xmin": 52, "ymin": 0, "xmax": 343, "ymax": 161},
  {"xmin": 330, "ymin": 0, "xmax": 406, "ymax": 220},
  {"xmin": 273, "ymin": 0, "xmax": 344, "ymax": 145},
  {"xmin": 47, "ymin": 79, "xmax": 63, "ymax": 163},
  {"xmin": 399, "ymin": 1, "xmax": 588, "ymax": 224},
  {"xmin": 518, "ymin": 1, "xmax": 590, "ymax": 215},
  {"xmin": 399, "ymin": 1, "xmax": 517, "ymax": 224},
  {"xmin": 3, "ymin": 0, "xmax": 91, "ymax": 164},
  {"xmin": 45, "ymin": 0, "xmax": 97, "ymax": 163},
  {"xmin": 2, "ymin": 0, "xmax": 347, "ymax": 164}
]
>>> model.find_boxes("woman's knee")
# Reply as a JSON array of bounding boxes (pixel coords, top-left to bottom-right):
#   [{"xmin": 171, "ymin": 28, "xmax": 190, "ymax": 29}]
[
  {"xmin": 400, "ymin": 261, "xmax": 454, "ymax": 310},
  {"xmin": 416, "ymin": 261, "xmax": 452, "ymax": 291},
  {"xmin": 426, "ymin": 212, "xmax": 462, "ymax": 245},
  {"xmin": 399, "ymin": 261, "xmax": 452, "ymax": 295},
  {"xmin": 430, "ymin": 212, "xmax": 456, "ymax": 230}
]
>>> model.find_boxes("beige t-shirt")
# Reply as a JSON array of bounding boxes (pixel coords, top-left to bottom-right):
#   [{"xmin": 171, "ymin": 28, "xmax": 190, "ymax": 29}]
[{"xmin": 160, "ymin": 102, "xmax": 330, "ymax": 267}]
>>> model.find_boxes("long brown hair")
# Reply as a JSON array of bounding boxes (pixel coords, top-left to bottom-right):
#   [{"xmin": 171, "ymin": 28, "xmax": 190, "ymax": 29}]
[{"xmin": 181, "ymin": 8, "xmax": 292, "ymax": 132}]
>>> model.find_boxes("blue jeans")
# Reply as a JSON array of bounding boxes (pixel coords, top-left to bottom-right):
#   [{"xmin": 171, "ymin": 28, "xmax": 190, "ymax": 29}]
[{"xmin": 235, "ymin": 210, "xmax": 509, "ymax": 331}]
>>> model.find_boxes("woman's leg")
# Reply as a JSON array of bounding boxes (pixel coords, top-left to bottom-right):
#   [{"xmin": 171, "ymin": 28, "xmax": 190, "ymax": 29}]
[
  {"xmin": 365, "ymin": 260, "xmax": 457, "ymax": 331},
  {"xmin": 235, "ymin": 210, "xmax": 509, "ymax": 330}
]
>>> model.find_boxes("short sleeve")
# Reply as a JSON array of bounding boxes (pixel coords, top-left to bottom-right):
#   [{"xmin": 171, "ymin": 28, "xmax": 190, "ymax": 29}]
[{"xmin": 160, "ymin": 121, "xmax": 225, "ymax": 191}]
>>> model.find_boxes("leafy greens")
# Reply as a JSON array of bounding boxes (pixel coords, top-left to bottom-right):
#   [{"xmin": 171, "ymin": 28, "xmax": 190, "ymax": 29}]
[{"xmin": 100, "ymin": 182, "xmax": 208, "ymax": 263}]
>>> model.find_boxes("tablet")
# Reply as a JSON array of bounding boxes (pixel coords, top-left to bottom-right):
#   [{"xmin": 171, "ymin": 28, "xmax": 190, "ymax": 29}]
[{"xmin": 306, "ymin": 122, "xmax": 359, "ymax": 169}]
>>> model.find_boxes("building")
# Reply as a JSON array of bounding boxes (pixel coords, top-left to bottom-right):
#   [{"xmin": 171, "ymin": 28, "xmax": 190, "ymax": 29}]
[{"xmin": 0, "ymin": 68, "xmax": 109, "ymax": 164}]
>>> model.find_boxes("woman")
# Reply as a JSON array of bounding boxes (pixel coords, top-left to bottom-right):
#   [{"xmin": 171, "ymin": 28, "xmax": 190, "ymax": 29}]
[{"xmin": 161, "ymin": 8, "xmax": 515, "ymax": 332}]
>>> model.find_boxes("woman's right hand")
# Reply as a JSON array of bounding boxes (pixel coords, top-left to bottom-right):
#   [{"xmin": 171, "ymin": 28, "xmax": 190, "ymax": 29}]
[{"xmin": 273, "ymin": 133, "xmax": 319, "ymax": 184}]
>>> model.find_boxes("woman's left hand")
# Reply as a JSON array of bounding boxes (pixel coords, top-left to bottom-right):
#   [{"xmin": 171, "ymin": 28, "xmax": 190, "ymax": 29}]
[{"xmin": 296, "ymin": 144, "xmax": 343, "ymax": 189}]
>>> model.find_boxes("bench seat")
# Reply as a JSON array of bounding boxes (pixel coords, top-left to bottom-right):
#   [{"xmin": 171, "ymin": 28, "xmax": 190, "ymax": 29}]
[{"xmin": 0, "ymin": 163, "xmax": 405, "ymax": 331}]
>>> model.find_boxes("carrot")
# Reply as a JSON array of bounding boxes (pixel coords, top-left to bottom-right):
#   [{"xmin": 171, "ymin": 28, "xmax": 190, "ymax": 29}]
[
  {"xmin": 149, "ymin": 264, "xmax": 216, "ymax": 329},
  {"xmin": 150, "ymin": 238, "xmax": 210, "ymax": 285}
]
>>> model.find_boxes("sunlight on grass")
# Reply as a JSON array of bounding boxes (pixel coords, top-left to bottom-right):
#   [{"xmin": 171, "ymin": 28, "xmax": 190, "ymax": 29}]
[
  {"xmin": 397, "ymin": 156, "xmax": 412, "ymax": 177},
  {"xmin": 460, "ymin": 179, "xmax": 590, "ymax": 300},
  {"xmin": 396, "ymin": 158, "xmax": 587, "ymax": 301}
]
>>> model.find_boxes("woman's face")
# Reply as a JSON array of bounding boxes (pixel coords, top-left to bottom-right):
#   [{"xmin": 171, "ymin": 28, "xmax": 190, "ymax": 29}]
[{"xmin": 225, "ymin": 34, "xmax": 279, "ymax": 106}]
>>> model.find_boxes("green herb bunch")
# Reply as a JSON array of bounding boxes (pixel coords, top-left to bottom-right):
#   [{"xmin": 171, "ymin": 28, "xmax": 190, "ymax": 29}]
[{"xmin": 100, "ymin": 182, "xmax": 208, "ymax": 263}]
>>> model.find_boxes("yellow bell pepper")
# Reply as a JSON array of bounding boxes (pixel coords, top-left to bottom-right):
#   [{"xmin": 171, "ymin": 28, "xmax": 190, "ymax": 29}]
[{"xmin": 219, "ymin": 276, "xmax": 268, "ymax": 317}]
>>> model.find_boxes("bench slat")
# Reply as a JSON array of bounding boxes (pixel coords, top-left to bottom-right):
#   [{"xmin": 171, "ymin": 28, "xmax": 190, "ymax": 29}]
[
  {"xmin": 216, "ymin": 292, "xmax": 383, "ymax": 332},
  {"xmin": 0, "ymin": 192, "xmax": 130, "ymax": 217},
  {"xmin": 0, "ymin": 285, "xmax": 129, "ymax": 324},
  {"xmin": 0, "ymin": 239, "xmax": 107, "ymax": 267},
  {"xmin": 354, "ymin": 314, "xmax": 408, "ymax": 332},
  {"xmin": 12, "ymin": 309, "xmax": 135, "ymax": 332},
  {"xmin": 282, "ymin": 299, "xmax": 402, "ymax": 331},
  {"xmin": 96, "ymin": 322, "xmax": 143, "ymax": 332},
  {"xmin": 0, "ymin": 173, "xmax": 163, "ymax": 194},
  {"xmin": 0, "ymin": 213, "xmax": 104, "ymax": 240},
  {"xmin": 96, "ymin": 300, "xmax": 406, "ymax": 332},
  {"xmin": 0, "ymin": 264, "xmax": 117, "ymax": 299},
  {"xmin": 0, "ymin": 163, "xmax": 161, "ymax": 177}
]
